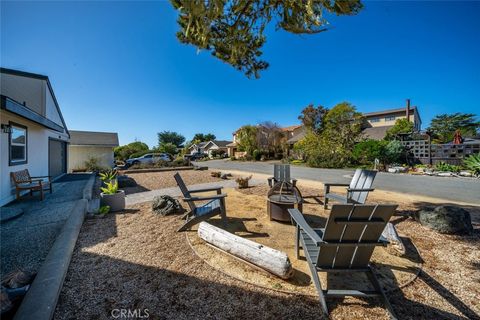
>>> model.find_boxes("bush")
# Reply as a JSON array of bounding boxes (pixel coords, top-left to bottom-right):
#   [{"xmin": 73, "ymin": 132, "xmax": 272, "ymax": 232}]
[
  {"xmin": 84, "ymin": 156, "xmax": 105, "ymax": 172},
  {"xmin": 463, "ymin": 154, "xmax": 480, "ymax": 176},
  {"xmin": 384, "ymin": 140, "xmax": 405, "ymax": 165},
  {"xmin": 435, "ymin": 161, "xmax": 460, "ymax": 173},
  {"xmin": 352, "ymin": 139, "xmax": 386, "ymax": 165}
]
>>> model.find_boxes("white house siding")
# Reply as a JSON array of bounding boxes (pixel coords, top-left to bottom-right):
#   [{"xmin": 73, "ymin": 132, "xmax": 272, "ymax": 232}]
[
  {"xmin": 68, "ymin": 146, "xmax": 114, "ymax": 171},
  {"xmin": 0, "ymin": 73, "xmax": 45, "ymax": 115},
  {"xmin": 0, "ymin": 111, "xmax": 69, "ymax": 206}
]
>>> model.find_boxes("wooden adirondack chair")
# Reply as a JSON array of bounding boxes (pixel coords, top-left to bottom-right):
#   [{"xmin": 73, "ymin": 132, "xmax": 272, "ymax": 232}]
[
  {"xmin": 288, "ymin": 204, "xmax": 398, "ymax": 319},
  {"xmin": 267, "ymin": 164, "xmax": 297, "ymax": 188},
  {"xmin": 174, "ymin": 173, "xmax": 227, "ymax": 232},
  {"xmin": 323, "ymin": 169, "xmax": 376, "ymax": 209}
]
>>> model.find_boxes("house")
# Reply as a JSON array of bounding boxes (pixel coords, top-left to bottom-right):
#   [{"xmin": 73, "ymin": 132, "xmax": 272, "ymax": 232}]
[
  {"xmin": 68, "ymin": 130, "xmax": 119, "ymax": 171},
  {"xmin": 362, "ymin": 99, "xmax": 422, "ymax": 140},
  {"xmin": 0, "ymin": 68, "xmax": 69, "ymax": 206},
  {"xmin": 188, "ymin": 141, "xmax": 209, "ymax": 154},
  {"xmin": 228, "ymin": 125, "xmax": 302, "ymax": 158},
  {"xmin": 203, "ymin": 140, "xmax": 231, "ymax": 158}
]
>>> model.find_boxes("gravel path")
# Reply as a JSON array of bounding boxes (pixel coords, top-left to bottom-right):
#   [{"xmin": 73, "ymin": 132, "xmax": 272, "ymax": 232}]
[{"xmin": 0, "ymin": 174, "xmax": 90, "ymax": 275}]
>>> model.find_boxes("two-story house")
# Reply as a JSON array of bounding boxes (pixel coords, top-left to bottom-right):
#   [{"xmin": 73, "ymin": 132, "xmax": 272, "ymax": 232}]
[{"xmin": 362, "ymin": 99, "xmax": 422, "ymax": 140}]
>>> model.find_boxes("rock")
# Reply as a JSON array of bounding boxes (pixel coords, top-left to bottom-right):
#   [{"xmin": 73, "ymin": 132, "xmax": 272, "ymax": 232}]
[
  {"xmin": 221, "ymin": 174, "xmax": 229, "ymax": 180},
  {"xmin": 388, "ymin": 168, "xmax": 398, "ymax": 173},
  {"xmin": 459, "ymin": 171, "xmax": 473, "ymax": 177},
  {"xmin": 152, "ymin": 195, "xmax": 181, "ymax": 216},
  {"xmin": 117, "ymin": 175, "xmax": 137, "ymax": 188},
  {"xmin": 416, "ymin": 206, "xmax": 473, "ymax": 235},
  {"xmin": 437, "ymin": 172, "xmax": 453, "ymax": 177}
]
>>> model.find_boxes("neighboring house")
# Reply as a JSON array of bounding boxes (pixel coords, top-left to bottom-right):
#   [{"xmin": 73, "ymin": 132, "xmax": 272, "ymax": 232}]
[
  {"xmin": 228, "ymin": 125, "xmax": 302, "ymax": 158},
  {"xmin": 362, "ymin": 99, "xmax": 422, "ymax": 140},
  {"xmin": 203, "ymin": 140, "xmax": 231, "ymax": 158},
  {"xmin": 0, "ymin": 67, "xmax": 69, "ymax": 206},
  {"xmin": 68, "ymin": 130, "xmax": 119, "ymax": 171},
  {"xmin": 188, "ymin": 141, "xmax": 209, "ymax": 155}
]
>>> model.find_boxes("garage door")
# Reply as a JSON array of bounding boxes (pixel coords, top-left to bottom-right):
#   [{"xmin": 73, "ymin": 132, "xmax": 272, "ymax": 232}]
[{"xmin": 49, "ymin": 139, "xmax": 67, "ymax": 178}]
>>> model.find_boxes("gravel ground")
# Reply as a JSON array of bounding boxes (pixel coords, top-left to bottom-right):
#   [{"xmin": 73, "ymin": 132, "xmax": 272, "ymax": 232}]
[{"xmin": 55, "ymin": 175, "xmax": 480, "ymax": 320}]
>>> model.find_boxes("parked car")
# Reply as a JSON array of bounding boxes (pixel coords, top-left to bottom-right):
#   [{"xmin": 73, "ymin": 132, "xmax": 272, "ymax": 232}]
[
  {"xmin": 126, "ymin": 153, "xmax": 171, "ymax": 167},
  {"xmin": 184, "ymin": 152, "xmax": 207, "ymax": 161}
]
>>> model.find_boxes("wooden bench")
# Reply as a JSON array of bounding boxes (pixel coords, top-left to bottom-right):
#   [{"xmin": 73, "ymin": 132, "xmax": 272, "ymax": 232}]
[{"xmin": 10, "ymin": 169, "xmax": 52, "ymax": 201}]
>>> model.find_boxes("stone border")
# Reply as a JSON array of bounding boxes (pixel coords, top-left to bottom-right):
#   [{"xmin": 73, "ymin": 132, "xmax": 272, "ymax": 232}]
[
  {"xmin": 13, "ymin": 174, "xmax": 95, "ymax": 320},
  {"xmin": 121, "ymin": 166, "xmax": 193, "ymax": 174}
]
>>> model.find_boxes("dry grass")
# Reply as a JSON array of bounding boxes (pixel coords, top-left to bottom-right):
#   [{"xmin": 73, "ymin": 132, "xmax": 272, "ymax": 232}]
[{"xmin": 55, "ymin": 174, "xmax": 480, "ymax": 320}]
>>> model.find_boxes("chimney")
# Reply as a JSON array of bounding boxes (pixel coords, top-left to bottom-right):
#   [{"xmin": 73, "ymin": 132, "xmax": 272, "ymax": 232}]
[{"xmin": 406, "ymin": 99, "xmax": 411, "ymax": 121}]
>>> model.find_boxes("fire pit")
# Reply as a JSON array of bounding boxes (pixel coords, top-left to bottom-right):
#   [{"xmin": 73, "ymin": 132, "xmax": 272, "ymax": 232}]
[{"xmin": 267, "ymin": 181, "xmax": 303, "ymax": 222}]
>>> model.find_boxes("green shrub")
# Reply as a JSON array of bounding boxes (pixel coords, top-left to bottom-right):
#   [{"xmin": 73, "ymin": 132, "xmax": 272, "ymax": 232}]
[
  {"xmin": 352, "ymin": 139, "xmax": 386, "ymax": 165},
  {"xmin": 384, "ymin": 140, "xmax": 405, "ymax": 165},
  {"xmin": 463, "ymin": 154, "xmax": 480, "ymax": 176},
  {"xmin": 435, "ymin": 161, "xmax": 460, "ymax": 173},
  {"xmin": 252, "ymin": 149, "xmax": 261, "ymax": 161}
]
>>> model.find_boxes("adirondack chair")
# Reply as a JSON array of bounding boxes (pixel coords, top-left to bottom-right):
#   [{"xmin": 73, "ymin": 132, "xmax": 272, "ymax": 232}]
[
  {"xmin": 288, "ymin": 204, "xmax": 398, "ymax": 319},
  {"xmin": 267, "ymin": 164, "xmax": 297, "ymax": 188},
  {"xmin": 174, "ymin": 173, "xmax": 227, "ymax": 232},
  {"xmin": 323, "ymin": 169, "xmax": 376, "ymax": 209}
]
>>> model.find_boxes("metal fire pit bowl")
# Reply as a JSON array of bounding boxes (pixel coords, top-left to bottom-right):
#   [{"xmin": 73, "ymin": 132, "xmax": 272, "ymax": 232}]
[{"xmin": 267, "ymin": 181, "xmax": 303, "ymax": 222}]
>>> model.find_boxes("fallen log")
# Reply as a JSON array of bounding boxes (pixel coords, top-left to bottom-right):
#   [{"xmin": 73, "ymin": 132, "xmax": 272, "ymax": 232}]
[
  {"xmin": 197, "ymin": 222, "xmax": 293, "ymax": 279},
  {"xmin": 382, "ymin": 222, "xmax": 406, "ymax": 255}
]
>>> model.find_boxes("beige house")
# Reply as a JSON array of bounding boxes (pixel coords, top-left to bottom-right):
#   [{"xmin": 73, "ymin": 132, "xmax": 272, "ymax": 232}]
[
  {"xmin": 363, "ymin": 99, "xmax": 422, "ymax": 140},
  {"xmin": 68, "ymin": 130, "xmax": 119, "ymax": 171}
]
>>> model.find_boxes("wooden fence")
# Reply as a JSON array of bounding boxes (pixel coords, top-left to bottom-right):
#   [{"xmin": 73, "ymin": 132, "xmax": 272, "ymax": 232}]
[{"xmin": 401, "ymin": 140, "xmax": 480, "ymax": 165}]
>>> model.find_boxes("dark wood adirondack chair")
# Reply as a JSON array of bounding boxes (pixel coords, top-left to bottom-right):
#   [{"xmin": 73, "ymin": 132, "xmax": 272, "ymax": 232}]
[
  {"xmin": 288, "ymin": 204, "xmax": 398, "ymax": 319},
  {"xmin": 267, "ymin": 164, "xmax": 297, "ymax": 188},
  {"xmin": 174, "ymin": 173, "xmax": 227, "ymax": 232},
  {"xmin": 324, "ymin": 169, "xmax": 376, "ymax": 209}
]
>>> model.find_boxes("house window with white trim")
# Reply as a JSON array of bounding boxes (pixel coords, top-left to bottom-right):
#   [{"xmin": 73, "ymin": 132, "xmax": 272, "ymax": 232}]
[
  {"xmin": 9, "ymin": 123, "xmax": 27, "ymax": 165},
  {"xmin": 370, "ymin": 117, "xmax": 380, "ymax": 123}
]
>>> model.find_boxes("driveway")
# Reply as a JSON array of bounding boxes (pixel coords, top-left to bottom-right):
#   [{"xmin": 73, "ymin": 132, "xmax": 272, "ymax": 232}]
[
  {"xmin": 0, "ymin": 174, "xmax": 91, "ymax": 275},
  {"xmin": 201, "ymin": 160, "xmax": 480, "ymax": 204}
]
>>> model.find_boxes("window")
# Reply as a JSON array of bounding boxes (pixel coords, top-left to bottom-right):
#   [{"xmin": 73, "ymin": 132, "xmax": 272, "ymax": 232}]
[
  {"xmin": 385, "ymin": 116, "xmax": 396, "ymax": 121},
  {"xmin": 9, "ymin": 123, "xmax": 27, "ymax": 165},
  {"xmin": 370, "ymin": 117, "xmax": 380, "ymax": 123}
]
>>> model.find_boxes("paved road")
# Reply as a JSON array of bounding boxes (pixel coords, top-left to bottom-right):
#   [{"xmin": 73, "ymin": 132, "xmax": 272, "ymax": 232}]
[{"xmin": 200, "ymin": 160, "xmax": 480, "ymax": 204}]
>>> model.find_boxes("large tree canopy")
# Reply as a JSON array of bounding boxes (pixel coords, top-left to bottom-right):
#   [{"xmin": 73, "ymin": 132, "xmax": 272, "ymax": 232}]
[
  {"xmin": 428, "ymin": 113, "xmax": 479, "ymax": 143},
  {"xmin": 158, "ymin": 131, "xmax": 186, "ymax": 147},
  {"xmin": 171, "ymin": 0, "xmax": 363, "ymax": 78}
]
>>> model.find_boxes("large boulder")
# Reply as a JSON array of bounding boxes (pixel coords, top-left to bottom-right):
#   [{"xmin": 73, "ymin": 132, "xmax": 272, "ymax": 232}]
[
  {"xmin": 416, "ymin": 206, "xmax": 473, "ymax": 235},
  {"xmin": 117, "ymin": 175, "xmax": 137, "ymax": 188},
  {"xmin": 152, "ymin": 195, "xmax": 181, "ymax": 216}
]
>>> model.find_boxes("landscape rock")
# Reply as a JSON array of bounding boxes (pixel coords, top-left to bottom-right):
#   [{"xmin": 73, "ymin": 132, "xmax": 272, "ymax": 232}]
[
  {"xmin": 117, "ymin": 175, "xmax": 137, "ymax": 188},
  {"xmin": 437, "ymin": 172, "xmax": 454, "ymax": 177},
  {"xmin": 152, "ymin": 195, "xmax": 181, "ymax": 216},
  {"xmin": 221, "ymin": 174, "xmax": 229, "ymax": 179},
  {"xmin": 388, "ymin": 168, "xmax": 398, "ymax": 173},
  {"xmin": 459, "ymin": 171, "xmax": 473, "ymax": 177},
  {"xmin": 416, "ymin": 206, "xmax": 473, "ymax": 235}
]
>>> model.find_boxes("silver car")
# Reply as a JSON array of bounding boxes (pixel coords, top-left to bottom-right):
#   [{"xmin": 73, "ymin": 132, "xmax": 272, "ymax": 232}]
[{"xmin": 126, "ymin": 153, "xmax": 171, "ymax": 166}]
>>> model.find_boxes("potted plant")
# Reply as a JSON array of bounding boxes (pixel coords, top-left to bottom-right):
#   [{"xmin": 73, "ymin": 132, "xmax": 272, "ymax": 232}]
[
  {"xmin": 235, "ymin": 175, "xmax": 252, "ymax": 189},
  {"xmin": 99, "ymin": 169, "xmax": 118, "ymax": 184},
  {"xmin": 100, "ymin": 180, "xmax": 125, "ymax": 212}
]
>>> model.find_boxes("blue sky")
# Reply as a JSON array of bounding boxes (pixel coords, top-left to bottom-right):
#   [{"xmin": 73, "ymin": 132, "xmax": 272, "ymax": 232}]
[{"xmin": 1, "ymin": 1, "xmax": 479, "ymax": 147}]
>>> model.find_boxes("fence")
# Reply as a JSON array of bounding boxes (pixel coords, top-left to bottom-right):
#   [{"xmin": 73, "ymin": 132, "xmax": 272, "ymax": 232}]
[{"xmin": 401, "ymin": 140, "xmax": 480, "ymax": 165}]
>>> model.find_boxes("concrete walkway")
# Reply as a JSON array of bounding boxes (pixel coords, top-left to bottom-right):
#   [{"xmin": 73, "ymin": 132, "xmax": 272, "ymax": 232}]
[
  {"xmin": 126, "ymin": 177, "xmax": 265, "ymax": 206},
  {"xmin": 200, "ymin": 160, "xmax": 480, "ymax": 205},
  {"xmin": 0, "ymin": 174, "xmax": 91, "ymax": 275}
]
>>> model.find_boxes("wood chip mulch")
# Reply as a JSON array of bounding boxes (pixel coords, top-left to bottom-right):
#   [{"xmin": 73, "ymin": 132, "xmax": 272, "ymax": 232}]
[{"xmin": 54, "ymin": 177, "xmax": 480, "ymax": 320}]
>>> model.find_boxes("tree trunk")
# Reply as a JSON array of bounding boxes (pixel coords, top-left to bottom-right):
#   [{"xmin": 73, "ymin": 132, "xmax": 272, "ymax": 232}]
[{"xmin": 197, "ymin": 222, "xmax": 293, "ymax": 279}]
